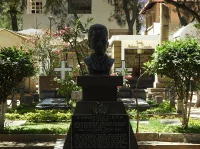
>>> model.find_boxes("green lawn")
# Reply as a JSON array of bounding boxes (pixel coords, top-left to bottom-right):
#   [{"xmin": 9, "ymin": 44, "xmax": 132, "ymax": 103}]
[
  {"xmin": 1, "ymin": 118, "xmax": 200, "ymax": 134},
  {"xmin": 2, "ymin": 101, "xmax": 200, "ymax": 134}
]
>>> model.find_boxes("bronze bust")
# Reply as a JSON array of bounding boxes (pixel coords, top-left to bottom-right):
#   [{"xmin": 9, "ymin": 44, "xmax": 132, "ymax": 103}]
[{"xmin": 84, "ymin": 24, "xmax": 115, "ymax": 75}]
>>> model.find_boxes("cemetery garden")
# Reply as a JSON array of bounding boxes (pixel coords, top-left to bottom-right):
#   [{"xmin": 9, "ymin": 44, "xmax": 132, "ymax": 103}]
[{"xmin": 1, "ymin": 19, "xmax": 200, "ymax": 148}]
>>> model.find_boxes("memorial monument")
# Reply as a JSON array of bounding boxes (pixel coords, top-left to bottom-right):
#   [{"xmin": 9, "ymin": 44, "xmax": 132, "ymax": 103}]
[{"xmin": 63, "ymin": 24, "xmax": 139, "ymax": 149}]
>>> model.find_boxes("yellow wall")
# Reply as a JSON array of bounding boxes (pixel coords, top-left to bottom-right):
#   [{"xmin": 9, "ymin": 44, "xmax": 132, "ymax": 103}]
[
  {"xmin": 0, "ymin": 30, "xmax": 36, "ymax": 93},
  {"xmin": 0, "ymin": 30, "xmax": 26, "ymax": 48},
  {"xmin": 113, "ymin": 41, "xmax": 121, "ymax": 68}
]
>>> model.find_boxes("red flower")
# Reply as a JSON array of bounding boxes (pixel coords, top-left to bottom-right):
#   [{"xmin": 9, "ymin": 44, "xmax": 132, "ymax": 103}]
[
  {"xmin": 55, "ymin": 32, "xmax": 60, "ymax": 37},
  {"xmin": 125, "ymin": 74, "xmax": 133, "ymax": 80},
  {"xmin": 65, "ymin": 27, "xmax": 70, "ymax": 34},
  {"xmin": 61, "ymin": 30, "xmax": 66, "ymax": 34}
]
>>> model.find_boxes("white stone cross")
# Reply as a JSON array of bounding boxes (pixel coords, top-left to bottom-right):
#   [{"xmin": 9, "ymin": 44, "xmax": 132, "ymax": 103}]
[
  {"xmin": 54, "ymin": 61, "xmax": 73, "ymax": 80},
  {"xmin": 115, "ymin": 60, "xmax": 132, "ymax": 85},
  {"xmin": 114, "ymin": 60, "xmax": 132, "ymax": 75}
]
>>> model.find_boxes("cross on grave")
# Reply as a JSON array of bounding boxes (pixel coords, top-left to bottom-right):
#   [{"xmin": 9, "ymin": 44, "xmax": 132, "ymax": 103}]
[
  {"xmin": 115, "ymin": 60, "xmax": 132, "ymax": 85},
  {"xmin": 115, "ymin": 60, "xmax": 132, "ymax": 74},
  {"xmin": 54, "ymin": 61, "xmax": 73, "ymax": 80}
]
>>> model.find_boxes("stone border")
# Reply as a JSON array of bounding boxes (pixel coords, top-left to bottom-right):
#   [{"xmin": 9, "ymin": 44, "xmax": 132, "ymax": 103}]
[
  {"xmin": 1, "ymin": 133, "xmax": 200, "ymax": 143},
  {"xmin": 137, "ymin": 133, "xmax": 200, "ymax": 143},
  {"xmin": 0, "ymin": 134, "xmax": 66, "ymax": 142}
]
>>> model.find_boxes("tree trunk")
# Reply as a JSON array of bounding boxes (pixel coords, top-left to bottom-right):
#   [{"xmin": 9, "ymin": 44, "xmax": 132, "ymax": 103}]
[
  {"xmin": 176, "ymin": 7, "xmax": 188, "ymax": 26},
  {"xmin": 0, "ymin": 102, "xmax": 5, "ymax": 129},
  {"xmin": 195, "ymin": 91, "xmax": 200, "ymax": 107},
  {"xmin": 195, "ymin": 98, "xmax": 200, "ymax": 107},
  {"xmin": 169, "ymin": 87, "xmax": 175, "ymax": 107},
  {"xmin": 11, "ymin": 89, "xmax": 17, "ymax": 109},
  {"xmin": 177, "ymin": 99, "xmax": 183, "ymax": 114},
  {"xmin": 128, "ymin": 23, "xmax": 134, "ymax": 35},
  {"xmin": 165, "ymin": 0, "xmax": 200, "ymax": 23},
  {"xmin": 177, "ymin": 99, "xmax": 188, "ymax": 129},
  {"xmin": 128, "ymin": 26, "xmax": 133, "ymax": 35},
  {"xmin": 182, "ymin": 102, "xmax": 188, "ymax": 129},
  {"xmin": 9, "ymin": 9, "xmax": 18, "ymax": 31}
]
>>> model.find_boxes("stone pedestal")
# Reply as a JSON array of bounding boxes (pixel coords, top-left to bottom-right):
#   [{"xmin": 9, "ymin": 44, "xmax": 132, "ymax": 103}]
[
  {"xmin": 77, "ymin": 76, "xmax": 122, "ymax": 101},
  {"xmin": 63, "ymin": 76, "xmax": 139, "ymax": 149}
]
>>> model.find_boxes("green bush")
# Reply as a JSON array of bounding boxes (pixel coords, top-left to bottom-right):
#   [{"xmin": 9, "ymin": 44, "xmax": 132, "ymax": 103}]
[
  {"xmin": 146, "ymin": 98, "xmax": 157, "ymax": 105},
  {"xmin": 127, "ymin": 109, "xmax": 149, "ymax": 120},
  {"xmin": 5, "ymin": 109, "xmax": 72, "ymax": 122},
  {"xmin": 7, "ymin": 104, "xmax": 37, "ymax": 114},
  {"xmin": 146, "ymin": 101, "xmax": 176, "ymax": 114},
  {"xmin": 0, "ymin": 126, "xmax": 68, "ymax": 134},
  {"xmin": 5, "ymin": 113, "xmax": 25, "ymax": 120}
]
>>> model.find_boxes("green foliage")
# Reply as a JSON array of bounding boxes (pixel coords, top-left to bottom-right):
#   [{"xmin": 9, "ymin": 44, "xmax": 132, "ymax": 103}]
[
  {"xmin": 107, "ymin": 0, "xmax": 139, "ymax": 34},
  {"xmin": 0, "ymin": 122, "xmax": 69, "ymax": 134},
  {"xmin": 57, "ymin": 17, "xmax": 93, "ymax": 75},
  {"xmin": 144, "ymin": 38, "xmax": 200, "ymax": 80},
  {"xmin": 0, "ymin": 46, "xmax": 35, "ymax": 103},
  {"xmin": 2, "ymin": 118, "xmax": 200, "ymax": 134},
  {"xmin": 7, "ymin": 104, "xmax": 36, "ymax": 114},
  {"xmin": 171, "ymin": 120, "xmax": 200, "ymax": 133},
  {"xmin": 127, "ymin": 109, "xmax": 149, "ymax": 120},
  {"xmin": 55, "ymin": 72, "xmax": 81, "ymax": 102},
  {"xmin": 146, "ymin": 101, "xmax": 176, "ymax": 114},
  {"xmin": 0, "ymin": 0, "xmax": 25, "ymax": 31},
  {"xmin": 127, "ymin": 101, "xmax": 176, "ymax": 120},
  {"xmin": 131, "ymin": 119, "xmax": 200, "ymax": 133},
  {"xmin": 5, "ymin": 109, "xmax": 72, "ymax": 123},
  {"xmin": 144, "ymin": 38, "xmax": 200, "ymax": 128},
  {"xmin": 146, "ymin": 98, "xmax": 157, "ymax": 105},
  {"xmin": 165, "ymin": 0, "xmax": 200, "ymax": 24}
]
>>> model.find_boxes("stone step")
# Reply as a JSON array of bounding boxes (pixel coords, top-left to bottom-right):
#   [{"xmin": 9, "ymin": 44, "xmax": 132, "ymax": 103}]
[
  {"xmin": 1, "ymin": 141, "xmax": 199, "ymax": 149},
  {"xmin": 54, "ymin": 139, "xmax": 200, "ymax": 149},
  {"xmin": 147, "ymin": 88, "xmax": 166, "ymax": 92},
  {"xmin": 1, "ymin": 138, "xmax": 200, "ymax": 149},
  {"xmin": 146, "ymin": 92, "xmax": 164, "ymax": 98},
  {"xmin": 138, "ymin": 141, "xmax": 200, "ymax": 149}
]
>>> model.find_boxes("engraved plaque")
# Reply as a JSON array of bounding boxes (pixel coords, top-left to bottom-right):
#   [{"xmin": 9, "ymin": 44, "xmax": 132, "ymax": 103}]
[{"xmin": 72, "ymin": 115, "xmax": 129, "ymax": 149}]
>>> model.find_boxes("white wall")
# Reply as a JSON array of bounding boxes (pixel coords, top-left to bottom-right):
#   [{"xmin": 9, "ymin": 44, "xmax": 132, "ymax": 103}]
[
  {"xmin": 109, "ymin": 35, "xmax": 160, "ymax": 60},
  {"xmin": 23, "ymin": 0, "xmax": 129, "ymax": 32}
]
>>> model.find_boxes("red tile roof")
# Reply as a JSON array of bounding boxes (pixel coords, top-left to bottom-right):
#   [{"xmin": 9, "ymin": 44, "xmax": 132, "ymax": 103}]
[{"xmin": 140, "ymin": 0, "xmax": 164, "ymax": 14}]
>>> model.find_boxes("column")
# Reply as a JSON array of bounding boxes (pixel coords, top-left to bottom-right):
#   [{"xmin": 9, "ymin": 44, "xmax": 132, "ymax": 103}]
[{"xmin": 154, "ymin": 3, "xmax": 170, "ymax": 88}]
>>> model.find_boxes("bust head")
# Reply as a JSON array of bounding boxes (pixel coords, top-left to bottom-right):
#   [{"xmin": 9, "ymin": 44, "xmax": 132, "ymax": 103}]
[
  {"xmin": 88, "ymin": 24, "xmax": 108, "ymax": 56},
  {"xmin": 84, "ymin": 24, "xmax": 114, "ymax": 75}
]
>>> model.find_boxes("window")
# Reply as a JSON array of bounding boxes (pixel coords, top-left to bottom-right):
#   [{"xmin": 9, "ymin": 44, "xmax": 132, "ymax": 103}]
[
  {"xmin": 68, "ymin": 0, "xmax": 92, "ymax": 14},
  {"xmin": 31, "ymin": 0, "xmax": 43, "ymax": 14}
]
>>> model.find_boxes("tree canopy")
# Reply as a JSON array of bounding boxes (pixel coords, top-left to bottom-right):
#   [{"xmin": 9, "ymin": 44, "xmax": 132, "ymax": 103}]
[
  {"xmin": 0, "ymin": 0, "xmax": 26, "ymax": 31},
  {"xmin": 165, "ymin": 0, "xmax": 200, "ymax": 24},
  {"xmin": 107, "ymin": 0, "xmax": 145, "ymax": 34},
  {"xmin": 144, "ymin": 38, "xmax": 200, "ymax": 128},
  {"xmin": 0, "ymin": 46, "xmax": 35, "ymax": 103}
]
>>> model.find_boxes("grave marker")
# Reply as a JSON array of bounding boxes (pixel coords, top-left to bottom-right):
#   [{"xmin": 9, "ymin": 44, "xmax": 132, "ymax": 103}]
[
  {"xmin": 115, "ymin": 60, "xmax": 132, "ymax": 85},
  {"xmin": 54, "ymin": 61, "xmax": 73, "ymax": 80}
]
